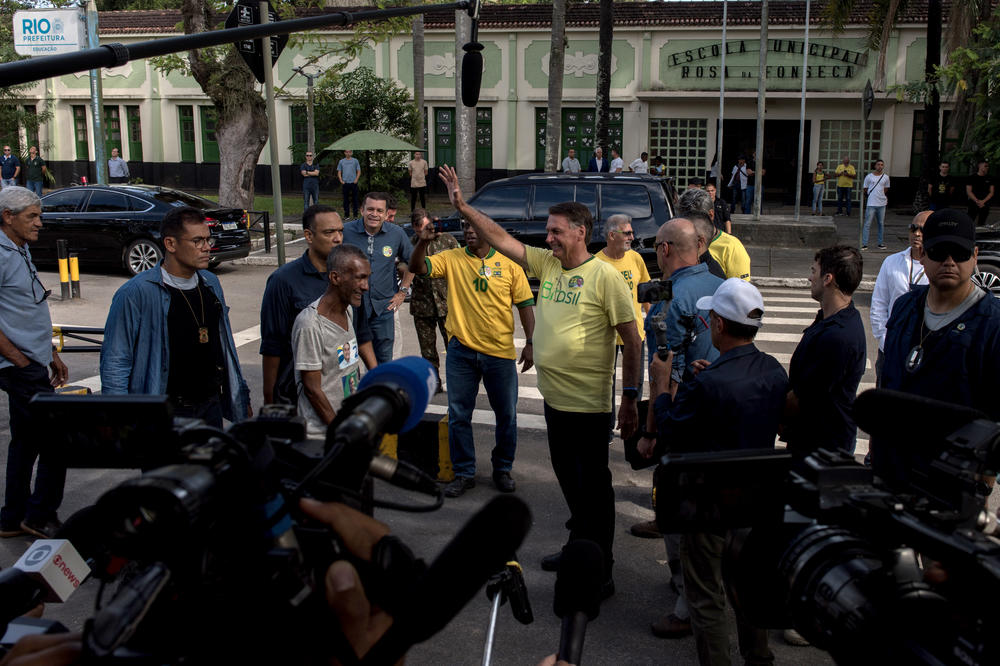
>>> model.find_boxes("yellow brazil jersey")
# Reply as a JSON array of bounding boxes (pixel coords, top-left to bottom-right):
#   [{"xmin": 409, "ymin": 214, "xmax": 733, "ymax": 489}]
[
  {"xmin": 814, "ymin": 172, "xmax": 826, "ymax": 184},
  {"xmin": 425, "ymin": 247, "xmax": 534, "ymax": 360},
  {"xmin": 708, "ymin": 231, "xmax": 751, "ymax": 281},
  {"xmin": 525, "ymin": 246, "xmax": 635, "ymax": 413},
  {"xmin": 594, "ymin": 248, "xmax": 650, "ymax": 342},
  {"xmin": 835, "ymin": 164, "xmax": 856, "ymax": 188}
]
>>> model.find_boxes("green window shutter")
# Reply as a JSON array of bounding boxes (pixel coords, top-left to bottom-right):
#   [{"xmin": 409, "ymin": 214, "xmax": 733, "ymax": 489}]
[
  {"xmin": 200, "ymin": 107, "xmax": 219, "ymax": 163},
  {"xmin": 535, "ymin": 108, "xmax": 546, "ymax": 170},
  {"xmin": 178, "ymin": 105, "xmax": 195, "ymax": 163},
  {"xmin": 72, "ymin": 106, "xmax": 89, "ymax": 160},
  {"xmin": 103, "ymin": 105, "xmax": 122, "ymax": 161},
  {"xmin": 126, "ymin": 106, "xmax": 143, "ymax": 161},
  {"xmin": 475, "ymin": 108, "xmax": 492, "ymax": 169},
  {"xmin": 434, "ymin": 107, "xmax": 454, "ymax": 167}
]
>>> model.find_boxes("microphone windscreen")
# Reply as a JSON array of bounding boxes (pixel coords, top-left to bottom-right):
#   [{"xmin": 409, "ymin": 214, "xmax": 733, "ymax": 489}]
[
  {"xmin": 854, "ymin": 388, "xmax": 986, "ymax": 443},
  {"xmin": 461, "ymin": 46, "xmax": 483, "ymax": 107},
  {"xmin": 553, "ymin": 539, "xmax": 604, "ymax": 621},
  {"xmin": 361, "ymin": 495, "xmax": 531, "ymax": 664},
  {"xmin": 358, "ymin": 356, "xmax": 435, "ymax": 432}
]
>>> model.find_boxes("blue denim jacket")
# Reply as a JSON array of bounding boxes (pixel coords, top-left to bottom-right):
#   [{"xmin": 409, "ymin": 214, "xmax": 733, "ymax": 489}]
[
  {"xmin": 100, "ymin": 264, "xmax": 250, "ymax": 422},
  {"xmin": 645, "ymin": 263, "xmax": 723, "ymax": 378}
]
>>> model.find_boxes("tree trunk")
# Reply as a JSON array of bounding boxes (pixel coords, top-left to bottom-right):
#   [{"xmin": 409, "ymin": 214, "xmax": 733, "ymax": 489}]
[
  {"xmin": 544, "ymin": 0, "xmax": 567, "ymax": 172},
  {"xmin": 413, "ymin": 14, "xmax": 425, "ymax": 150},
  {"xmin": 595, "ymin": 0, "xmax": 614, "ymax": 153},
  {"xmin": 455, "ymin": 10, "xmax": 476, "ymax": 194},
  {"xmin": 922, "ymin": 0, "xmax": 942, "ymax": 185},
  {"xmin": 873, "ymin": 0, "xmax": 902, "ymax": 91},
  {"xmin": 181, "ymin": 0, "xmax": 268, "ymax": 209}
]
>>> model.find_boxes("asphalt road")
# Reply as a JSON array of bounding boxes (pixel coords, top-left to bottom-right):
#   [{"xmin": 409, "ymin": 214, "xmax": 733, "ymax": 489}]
[{"xmin": 0, "ymin": 245, "xmax": 982, "ymax": 664}]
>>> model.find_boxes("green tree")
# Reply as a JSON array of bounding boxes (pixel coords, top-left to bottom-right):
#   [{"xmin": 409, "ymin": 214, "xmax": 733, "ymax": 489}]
[
  {"xmin": 543, "ymin": 0, "xmax": 567, "ymax": 172},
  {"xmin": 0, "ymin": 0, "xmax": 53, "ymax": 153},
  {"xmin": 594, "ymin": 0, "xmax": 613, "ymax": 155},
  {"xmin": 313, "ymin": 66, "xmax": 420, "ymax": 193}
]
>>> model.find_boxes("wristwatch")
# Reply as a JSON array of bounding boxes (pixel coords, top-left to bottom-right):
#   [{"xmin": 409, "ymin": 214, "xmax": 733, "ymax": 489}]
[
  {"xmin": 402, "ymin": 286, "xmax": 412, "ymax": 296},
  {"xmin": 622, "ymin": 387, "xmax": 639, "ymax": 400}
]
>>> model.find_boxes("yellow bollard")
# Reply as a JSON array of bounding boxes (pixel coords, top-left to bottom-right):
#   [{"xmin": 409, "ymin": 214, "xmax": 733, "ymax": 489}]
[
  {"xmin": 57, "ymin": 239, "xmax": 70, "ymax": 300},
  {"xmin": 69, "ymin": 253, "xmax": 81, "ymax": 299}
]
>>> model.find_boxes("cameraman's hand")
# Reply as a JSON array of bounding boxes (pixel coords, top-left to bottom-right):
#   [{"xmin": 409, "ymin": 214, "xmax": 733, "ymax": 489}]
[
  {"xmin": 649, "ymin": 351, "xmax": 674, "ymax": 396},
  {"xmin": 689, "ymin": 359, "xmax": 711, "ymax": 376},
  {"xmin": 0, "ymin": 633, "xmax": 81, "ymax": 666},
  {"xmin": 637, "ymin": 435, "xmax": 656, "ymax": 459},
  {"xmin": 299, "ymin": 498, "xmax": 398, "ymax": 665},
  {"xmin": 537, "ymin": 655, "xmax": 574, "ymax": 666}
]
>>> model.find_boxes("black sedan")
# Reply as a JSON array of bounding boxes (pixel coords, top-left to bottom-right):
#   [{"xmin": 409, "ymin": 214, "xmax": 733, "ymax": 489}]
[{"xmin": 33, "ymin": 185, "xmax": 251, "ymax": 275}]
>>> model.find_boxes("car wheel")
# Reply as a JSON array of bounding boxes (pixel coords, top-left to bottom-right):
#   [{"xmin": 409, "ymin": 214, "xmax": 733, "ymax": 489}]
[
  {"xmin": 973, "ymin": 264, "xmax": 1000, "ymax": 296},
  {"xmin": 125, "ymin": 239, "xmax": 162, "ymax": 276}
]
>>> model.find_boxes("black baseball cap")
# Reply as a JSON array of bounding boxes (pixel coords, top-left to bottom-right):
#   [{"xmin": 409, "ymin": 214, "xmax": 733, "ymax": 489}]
[{"xmin": 923, "ymin": 209, "xmax": 975, "ymax": 253}]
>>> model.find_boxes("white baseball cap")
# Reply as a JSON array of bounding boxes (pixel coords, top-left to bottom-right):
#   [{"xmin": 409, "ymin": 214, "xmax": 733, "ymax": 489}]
[{"xmin": 696, "ymin": 278, "xmax": 765, "ymax": 328}]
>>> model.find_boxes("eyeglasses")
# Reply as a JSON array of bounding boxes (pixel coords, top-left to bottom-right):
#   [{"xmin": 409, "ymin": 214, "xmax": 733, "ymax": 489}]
[
  {"xmin": 655, "ymin": 240, "xmax": 674, "ymax": 251},
  {"xmin": 2, "ymin": 149, "xmax": 10, "ymax": 152},
  {"xmin": 616, "ymin": 230, "xmax": 635, "ymax": 237},
  {"xmin": 177, "ymin": 236, "xmax": 216, "ymax": 249},
  {"xmin": 909, "ymin": 223, "xmax": 924, "ymax": 232},
  {"xmin": 925, "ymin": 243, "xmax": 973, "ymax": 263},
  {"xmin": 17, "ymin": 249, "xmax": 50, "ymax": 304}
]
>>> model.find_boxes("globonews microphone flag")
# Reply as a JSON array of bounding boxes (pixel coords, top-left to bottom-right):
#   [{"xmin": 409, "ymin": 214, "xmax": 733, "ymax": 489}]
[
  {"xmin": 357, "ymin": 356, "xmax": 436, "ymax": 433},
  {"xmin": 13, "ymin": 540, "xmax": 90, "ymax": 603}
]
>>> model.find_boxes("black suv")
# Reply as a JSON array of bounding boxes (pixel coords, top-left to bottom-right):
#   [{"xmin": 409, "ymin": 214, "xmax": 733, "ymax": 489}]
[
  {"xmin": 440, "ymin": 173, "xmax": 676, "ymax": 277},
  {"xmin": 974, "ymin": 227, "xmax": 1000, "ymax": 295}
]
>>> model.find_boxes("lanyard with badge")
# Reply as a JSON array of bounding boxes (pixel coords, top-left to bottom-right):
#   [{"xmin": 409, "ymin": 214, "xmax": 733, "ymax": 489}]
[{"xmin": 908, "ymin": 256, "xmax": 924, "ymax": 291}]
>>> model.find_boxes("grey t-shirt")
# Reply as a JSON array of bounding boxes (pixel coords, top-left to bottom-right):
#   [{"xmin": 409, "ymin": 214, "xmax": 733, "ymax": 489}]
[
  {"xmin": 924, "ymin": 284, "xmax": 987, "ymax": 331},
  {"xmin": 292, "ymin": 299, "xmax": 362, "ymax": 439}
]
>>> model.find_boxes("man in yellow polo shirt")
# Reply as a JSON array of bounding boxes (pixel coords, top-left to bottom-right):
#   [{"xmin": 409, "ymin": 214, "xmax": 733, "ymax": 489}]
[
  {"xmin": 596, "ymin": 213, "xmax": 650, "ymax": 439},
  {"xmin": 438, "ymin": 165, "xmax": 641, "ymax": 600},
  {"xmin": 835, "ymin": 156, "xmax": 857, "ymax": 216},
  {"xmin": 409, "ymin": 220, "xmax": 535, "ymax": 498},
  {"xmin": 679, "ymin": 188, "xmax": 752, "ymax": 281}
]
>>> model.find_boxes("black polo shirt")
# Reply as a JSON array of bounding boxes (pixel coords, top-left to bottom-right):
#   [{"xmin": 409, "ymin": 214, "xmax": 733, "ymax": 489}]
[{"xmin": 785, "ymin": 302, "xmax": 867, "ymax": 456}]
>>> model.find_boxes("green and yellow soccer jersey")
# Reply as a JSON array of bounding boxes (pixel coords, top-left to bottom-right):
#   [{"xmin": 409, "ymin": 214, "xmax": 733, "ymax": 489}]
[
  {"xmin": 426, "ymin": 247, "xmax": 534, "ymax": 359},
  {"xmin": 525, "ymin": 245, "xmax": 635, "ymax": 413},
  {"xmin": 595, "ymin": 249, "xmax": 650, "ymax": 342}
]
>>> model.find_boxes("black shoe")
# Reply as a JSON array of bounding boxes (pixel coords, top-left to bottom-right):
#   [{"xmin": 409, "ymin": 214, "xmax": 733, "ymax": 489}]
[
  {"xmin": 443, "ymin": 476, "xmax": 475, "ymax": 498},
  {"xmin": 492, "ymin": 471, "xmax": 516, "ymax": 493},
  {"xmin": 629, "ymin": 519, "xmax": 662, "ymax": 539},
  {"xmin": 0, "ymin": 524, "xmax": 26, "ymax": 538},
  {"xmin": 20, "ymin": 518, "xmax": 62, "ymax": 539},
  {"xmin": 541, "ymin": 551, "xmax": 562, "ymax": 572}
]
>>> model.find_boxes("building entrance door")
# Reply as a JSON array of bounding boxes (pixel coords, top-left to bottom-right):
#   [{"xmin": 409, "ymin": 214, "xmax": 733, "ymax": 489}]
[{"xmin": 721, "ymin": 119, "xmax": 811, "ymax": 206}]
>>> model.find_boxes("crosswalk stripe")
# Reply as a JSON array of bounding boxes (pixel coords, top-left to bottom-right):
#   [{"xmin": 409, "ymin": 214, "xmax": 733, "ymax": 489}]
[
  {"xmin": 424, "ymin": 403, "xmax": 548, "ymax": 431},
  {"xmin": 766, "ymin": 305, "xmax": 819, "ymax": 314}
]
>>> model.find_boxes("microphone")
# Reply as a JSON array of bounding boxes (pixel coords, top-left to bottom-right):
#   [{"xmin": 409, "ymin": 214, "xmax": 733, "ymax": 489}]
[
  {"xmin": 461, "ymin": 0, "xmax": 483, "ymax": 107},
  {"xmin": 554, "ymin": 539, "xmax": 604, "ymax": 665},
  {"xmin": 368, "ymin": 455, "xmax": 439, "ymax": 496},
  {"xmin": 0, "ymin": 540, "xmax": 90, "ymax": 628},
  {"xmin": 361, "ymin": 495, "xmax": 532, "ymax": 664}
]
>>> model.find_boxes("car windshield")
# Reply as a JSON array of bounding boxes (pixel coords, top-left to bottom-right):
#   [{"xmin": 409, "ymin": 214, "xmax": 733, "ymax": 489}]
[{"xmin": 154, "ymin": 189, "xmax": 218, "ymax": 210}]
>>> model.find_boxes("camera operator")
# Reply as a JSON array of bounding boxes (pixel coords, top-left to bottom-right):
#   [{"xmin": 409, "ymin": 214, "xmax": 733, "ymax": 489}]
[
  {"xmin": 782, "ymin": 246, "xmax": 866, "ymax": 458},
  {"xmin": 633, "ymin": 218, "xmax": 721, "ymax": 639},
  {"xmin": 644, "ymin": 278, "xmax": 787, "ymax": 666}
]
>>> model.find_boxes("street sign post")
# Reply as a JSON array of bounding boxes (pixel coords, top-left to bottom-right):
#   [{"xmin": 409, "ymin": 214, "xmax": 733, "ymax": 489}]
[
  {"xmin": 225, "ymin": 0, "xmax": 287, "ymax": 84},
  {"xmin": 863, "ymin": 79, "xmax": 874, "ymax": 121}
]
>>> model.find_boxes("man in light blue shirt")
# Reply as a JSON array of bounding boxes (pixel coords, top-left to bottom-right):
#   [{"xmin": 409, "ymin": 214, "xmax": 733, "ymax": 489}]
[
  {"xmin": 108, "ymin": 147, "xmax": 130, "ymax": 183},
  {"xmin": 0, "ymin": 186, "xmax": 68, "ymax": 539},
  {"xmin": 561, "ymin": 148, "xmax": 581, "ymax": 173},
  {"xmin": 337, "ymin": 150, "xmax": 362, "ymax": 219},
  {"xmin": 342, "ymin": 191, "xmax": 414, "ymax": 364}
]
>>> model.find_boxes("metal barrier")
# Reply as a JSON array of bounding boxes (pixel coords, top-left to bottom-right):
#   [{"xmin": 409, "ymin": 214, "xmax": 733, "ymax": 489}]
[
  {"xmin": 52, "ymin": 325, "xmax": 103, "ymax": 353},
  {"xmin": 246, "ymin": 210, "xmax": 271, "ymax": 253}
]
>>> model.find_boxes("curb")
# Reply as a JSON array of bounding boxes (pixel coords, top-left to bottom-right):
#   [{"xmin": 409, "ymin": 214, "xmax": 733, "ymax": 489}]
[{"xmin": 753, "ymin": 277, "xmax": 876, "ymax": 291}]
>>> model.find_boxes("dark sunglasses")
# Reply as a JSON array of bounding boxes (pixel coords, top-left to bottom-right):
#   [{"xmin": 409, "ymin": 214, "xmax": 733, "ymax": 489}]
[
  {"xmin": 925, "ymin": 243, "xmax": 973, "ymax": 263},
  {"xmin": 909, "ymin": 223, "xmax": 924, "ymax": 232}
]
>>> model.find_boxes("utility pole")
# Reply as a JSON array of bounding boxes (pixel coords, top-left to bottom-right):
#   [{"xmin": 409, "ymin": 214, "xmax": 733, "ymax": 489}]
[
  {"xmin": 261, "ymin": 3, "xmax": 284, "ymax": 266},
  {"xmin": 752, "ymin": 0, "xmax": 768, "ymax": 220},
  {"xmin": 292, "ymin": 66, "xmax": 322, "ymax": 155},
  {"xmin": 86, "ymin": 0, "xmax": 107, "ymax": 185}
]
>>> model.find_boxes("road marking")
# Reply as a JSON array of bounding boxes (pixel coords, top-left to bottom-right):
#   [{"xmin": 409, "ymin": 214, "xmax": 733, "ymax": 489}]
[{"xmin": 424, "ymin": 403, "xmax": 548, "ymax": 431}]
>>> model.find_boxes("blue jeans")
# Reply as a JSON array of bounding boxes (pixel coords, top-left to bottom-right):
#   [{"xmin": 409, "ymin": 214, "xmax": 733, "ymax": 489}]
[
  {"xmin": 811, "ymin": 184, "xmax": 824, "ymax": 213},
  {"xmin": 837, "ymin": 186, "xmax": 852, "ymax": 215},
  {"xmin": 25, "ymin": 180, "xmax": 43, "ymax": 196},
  {"xmin": 742, "ymin": 186, "xmax": 755, "ymax": 214},
  {"xmin": 303, "ymin": 180, "xmax": 319, "ymax": 210},
  {"xmin": 863, "ymin": 205, "xmax": 886, "ymax": 246},
  {"xmin": 368, "ymin": 308, "xmax": 395, "ymax": 365},
  {"xmin": 1, "ymin": 178, "xmax": 15, "ymax": 189},
  {"xmin": 445, "ymin": 338, "xmax": 517, "ymax": 478},
  {"xmin": 0, "ymin": 361, "xmax": 65, "ymax": 529}
]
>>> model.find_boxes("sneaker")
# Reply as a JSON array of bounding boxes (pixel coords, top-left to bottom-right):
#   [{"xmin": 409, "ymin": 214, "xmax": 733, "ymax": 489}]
[
  {"xmin": 0, "ymin": 524, "xmax": 26, "ymax": 538},
  {"xmin": 861, "ymin": 245, "xmax": 868, "ymax": 251},
  {"xmin": 541, "ymin": 551, "xmax": 562, "ymax": 572},
  {"xmin": 629, "ymin": 519, "xmax": 662, "ymax": 539},
  {"xmin": 878, "ymin": 244, "xmax": 887, "ymax": 250},
  {"xmin": 492, "ymin": 471, "xmax": 516, "ymax": 493},
  {"xmin": 20, "ymin": 518, "xmax": 62, "ymax": 539},
  {"xmin": 443, "ymin": 476, "xmax": 475, "ymax": 498},
  {"xmin": 651, "ymin": 613, "xmax": 693, "ymax": 638},
  {"xmin": 783, "ymin": 628, "xmax": 811, "ymax": 646}
]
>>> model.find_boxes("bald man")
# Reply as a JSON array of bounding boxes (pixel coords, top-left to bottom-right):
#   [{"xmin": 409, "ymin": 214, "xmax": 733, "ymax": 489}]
[{"xmin": 870, "ymin": 210, "xmax": 931, "ymax": 386}]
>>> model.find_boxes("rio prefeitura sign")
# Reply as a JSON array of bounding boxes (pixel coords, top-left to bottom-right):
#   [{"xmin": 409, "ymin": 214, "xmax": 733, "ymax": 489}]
[{"xmin": 13, "ymin": 9, "xmax": 87, "ymax": 56}]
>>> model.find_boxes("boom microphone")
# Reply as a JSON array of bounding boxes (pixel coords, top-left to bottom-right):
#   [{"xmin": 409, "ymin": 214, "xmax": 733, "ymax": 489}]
[
  {"xmin": 554, "ymin": 539, "xmax": 604, "ymax": 665},
  {"xmin": 361, "ymin": 495, "xmax": 532, "ymax": 664},
  {"xmin": 461, "ymin": 0, "xmax": 483, "ymax": 107}
]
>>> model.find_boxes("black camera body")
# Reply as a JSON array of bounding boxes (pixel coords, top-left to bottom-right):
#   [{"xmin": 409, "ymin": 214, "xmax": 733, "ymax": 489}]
[
  {"xmin": 653, "ymin": 391, "xmax": 1000, "ymax": 666},
  {"xmin": 636, "ymin": 279, "xmax": 672, "ymax": 304}
]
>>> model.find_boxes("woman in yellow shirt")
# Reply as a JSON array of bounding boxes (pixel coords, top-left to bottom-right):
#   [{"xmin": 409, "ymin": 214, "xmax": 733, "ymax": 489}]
[{"xmin": 812, "ymin": 161, "xmax": 827, "ymax": 215}]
